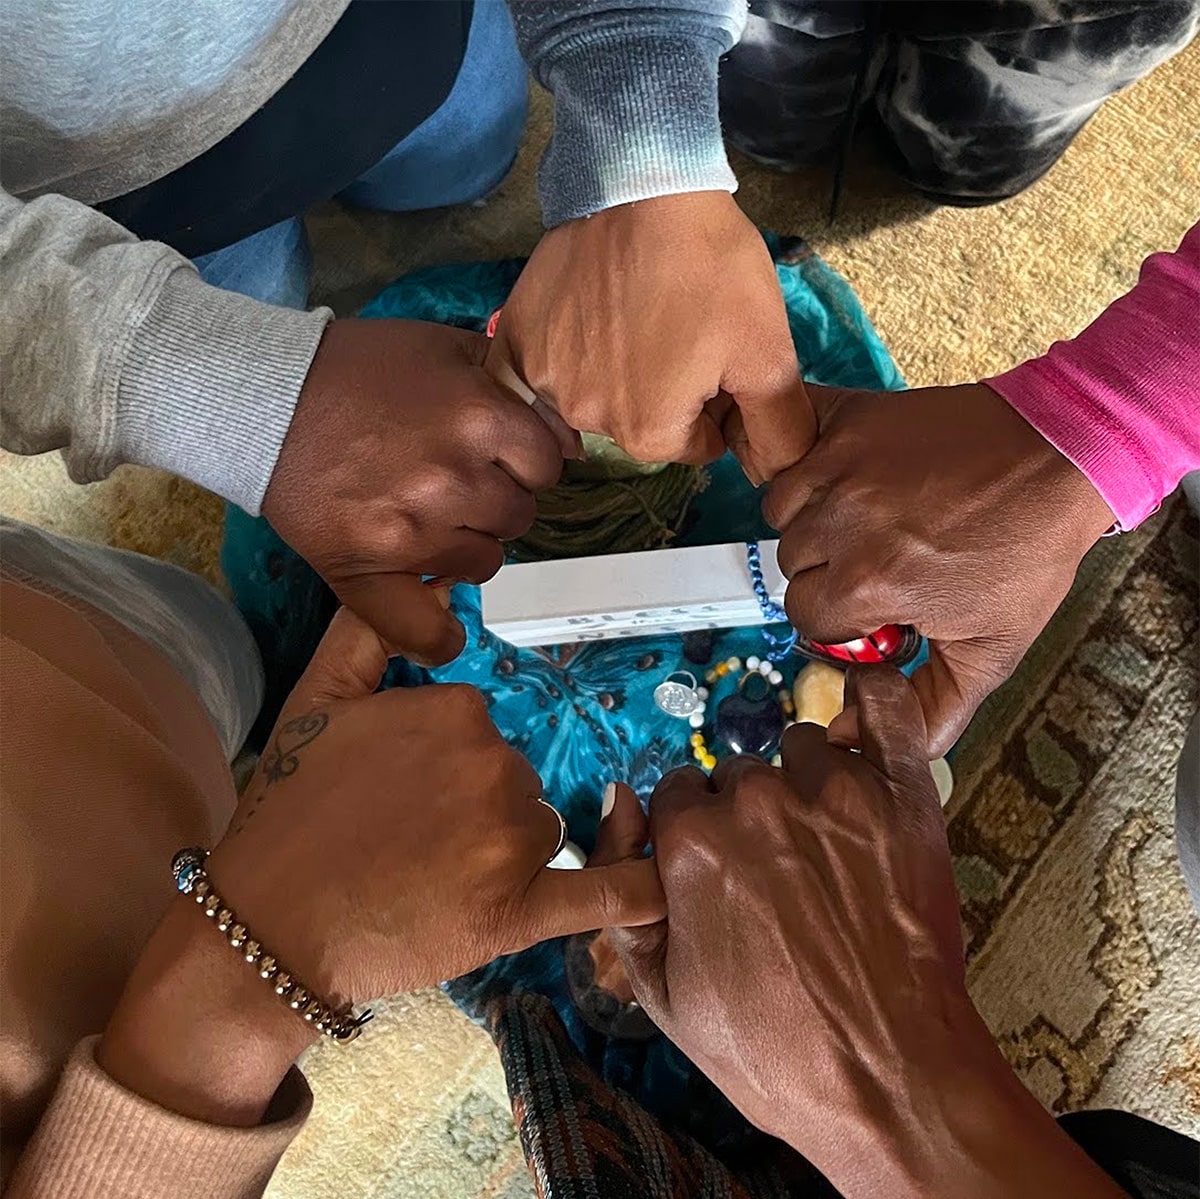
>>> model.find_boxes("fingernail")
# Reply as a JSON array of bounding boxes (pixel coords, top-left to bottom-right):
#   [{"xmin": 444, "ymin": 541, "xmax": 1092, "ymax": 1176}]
[
  {"xmin": 423, "ymin": 575, "xmax": 459, "ymax": 590},
  {"xmin": 548, "ymin": 840, "xmax": 587, "ymax": 870},
  {"xmin": 742, "ymin": 463, "xmax": 765, "ymax": 488},
  {"xmin": 600, "ymin": 782, "xmax": 617, "ymax": 820},
  {"xmin": 432, "ymin": 585, "xmax": 453, "ymax": 610}
]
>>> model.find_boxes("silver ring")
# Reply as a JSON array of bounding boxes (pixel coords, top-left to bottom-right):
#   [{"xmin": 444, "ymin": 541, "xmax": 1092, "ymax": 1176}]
[{"xmin": 534, "ymin": 796, "xmax": 568, "ymax": 865}]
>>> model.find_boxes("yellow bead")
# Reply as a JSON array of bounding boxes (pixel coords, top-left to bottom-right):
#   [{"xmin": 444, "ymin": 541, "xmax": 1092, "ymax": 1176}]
[
  {"xmin": 689, "ymin": 732, "xmax": 704, "ymax": 747},
  {"xmin": 702, "ymin": 754, "xmax": 717, "ymax": 770},
  {"xmin": 693, "ymin": 747, "xmax": 705, "ymax": 761},
  {"xmin": 716, "ymin": 663, "xmax": 728, "ymax": 677}
]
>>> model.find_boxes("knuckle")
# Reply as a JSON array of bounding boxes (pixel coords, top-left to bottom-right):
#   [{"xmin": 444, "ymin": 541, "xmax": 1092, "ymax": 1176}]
[
  {"xmin": 570, "ymin": 393, "xmax": 611, "ymax": 434},
  {"xmin": 438, "ymin": 683, "xmax": 490, "ymax": 723},
  {"xmin": 455, "ymin": 398, "xmax": 502, "ymax": 446},
  {"xmin": 409, "ymin": 464, "xmax": 461, "ymax": 511},
  {"xmin": 776, "ymin": 525, "xmax": 807, "ymax": 578},
  {"xmin": 839, "ymin": 563, "xmax": 882, "ymax": 613},
  {"xmin": 591, "ymin": 876, "xmax": 624, "ymax": 926},
  {"xmin": 784, "ymin": 578, "xmax": 823, "ymax": 627}
]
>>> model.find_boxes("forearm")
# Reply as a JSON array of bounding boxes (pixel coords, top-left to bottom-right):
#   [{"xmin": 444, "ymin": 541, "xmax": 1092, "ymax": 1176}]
[
  {"xmin": 5, "ymin": 901, "xmax": 313, "ymax": 1199},
  {"xmin": 775, "ymin": 1004, "xmax": 1128, "ymax": 1199},
  {"xmin": 986, "ymin": 221, "xmax": 1200, "ymax": 532},
  {"xmin": 507, "ymin": 0, "xmax": 747, "ymax": 226},
  {"xmin": 0, "ymin": 187, "xmax": 330, "ymax": 515}
]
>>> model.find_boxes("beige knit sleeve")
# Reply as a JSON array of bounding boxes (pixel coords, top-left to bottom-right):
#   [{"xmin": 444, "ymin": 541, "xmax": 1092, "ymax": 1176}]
[{"xmin": 4, "ymin": 1037, "xmax": 310, "ymax": 1199}]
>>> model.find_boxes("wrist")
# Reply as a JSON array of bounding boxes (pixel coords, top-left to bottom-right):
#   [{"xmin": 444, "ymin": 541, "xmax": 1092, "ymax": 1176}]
[
  {"xmin": 976, "ymin": 382, "xmax": 1116, "ymax": 552},
  {"xmin": 98, "ymin": 897, "xmax": 315, "ymax": 1127},
  {"xmin": 532, "ymin": 30, "xmax": 737, "ymax": 227},
  {"xmin": 116, "ymin": 267, "xmax": 331, "ymax": 516}
]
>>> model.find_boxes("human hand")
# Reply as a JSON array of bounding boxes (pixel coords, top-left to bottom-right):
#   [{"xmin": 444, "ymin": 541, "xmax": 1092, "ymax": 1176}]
[
  {"xmin": 263, "ymin": 319, "xmax": 564, "ymax": 666},
  {"xmin": 763, "ymin": 382, "xmax": 1115, "ymax": 755},
  {"xmin": 612, "ymin": 669, "xmax": 1125, "ymax": 1198},
  {"xmin": 209, "ymin": 608, "xmax": 664, "ymax": 1003},
  {"xmin": 487, "ymin": 193, "xmax": 815, "ymax": 482},
  {"xmin": 99, "ymin": 610, "xmax": 664, "ymax": 1125}
]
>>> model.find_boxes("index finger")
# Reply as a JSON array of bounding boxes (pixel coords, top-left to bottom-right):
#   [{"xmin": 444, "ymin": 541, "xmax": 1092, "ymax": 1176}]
[{"xmin": 647, "ymin": 765, "xmax": 714, "ymax": 845}]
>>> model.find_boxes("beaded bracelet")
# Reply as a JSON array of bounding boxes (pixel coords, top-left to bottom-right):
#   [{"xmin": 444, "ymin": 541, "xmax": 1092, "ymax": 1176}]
[{"xmin": 171, "ymin": 848, "xmax": 373, "ymax": 1044}]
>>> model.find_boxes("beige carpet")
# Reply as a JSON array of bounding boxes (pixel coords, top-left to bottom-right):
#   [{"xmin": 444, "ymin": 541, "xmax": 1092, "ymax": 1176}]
[{"xmin": 2, "ymin": 40, "xmax": 1197, "ymax": 1199}]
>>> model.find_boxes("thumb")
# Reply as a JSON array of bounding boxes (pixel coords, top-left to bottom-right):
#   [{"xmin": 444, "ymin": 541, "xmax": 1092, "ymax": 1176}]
[
  {"xmin": 589, "ymin": 782, "xmax": 650, "ymax": 867},
  {"xmin": 583, "ymin": 782, "xmax": 670, "ymax": 1016},
  {"xmin": 286, "ymin": 607, "xmax": 391, "ymax": 710},
  {"xmin": 911, "ymin": 637, "xmax": 1015, "ymax": 758},
  {"xmin": 334, "ymin": 572, "xmax": 466, "ymax": 668},
  {"xmin": 485, "ymin": 320, "xmax": 583, "ymax": 462},
  {"xmin": 723, "ymin": 362, "xmax": 816, "ymax": 485},
  {"xmin": 522, "ymin": 857, "xmax": 666, "ymax": 942}
]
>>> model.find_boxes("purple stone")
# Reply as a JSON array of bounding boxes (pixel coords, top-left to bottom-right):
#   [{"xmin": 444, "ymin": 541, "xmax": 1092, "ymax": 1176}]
[{"xmin": 715, "ymin": 676, "xmax": 784, "ymax": 757}]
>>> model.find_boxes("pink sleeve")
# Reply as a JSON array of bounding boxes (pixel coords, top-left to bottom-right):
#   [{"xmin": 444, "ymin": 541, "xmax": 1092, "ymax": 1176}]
[
  {"xmin": 985, "ymin": 222, "xmax": 1200, "ymax": 531},
  {"xmin": 4, "ymin": 1037, "xmax": 309, "ymax": 1199}
]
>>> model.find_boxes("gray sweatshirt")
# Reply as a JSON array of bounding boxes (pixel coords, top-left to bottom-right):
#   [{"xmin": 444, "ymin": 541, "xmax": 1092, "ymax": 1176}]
[{"xmin": 0, "ymin": 0, "xmax": 745, "ymax": 516}]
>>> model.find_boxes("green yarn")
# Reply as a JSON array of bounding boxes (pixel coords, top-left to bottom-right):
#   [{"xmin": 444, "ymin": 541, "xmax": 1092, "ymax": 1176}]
[{"xmin": 509, "ymin": 435, "xmax": 708, "ymax": 562}]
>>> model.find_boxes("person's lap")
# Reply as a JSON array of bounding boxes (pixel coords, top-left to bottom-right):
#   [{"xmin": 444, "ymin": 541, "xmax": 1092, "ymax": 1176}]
[
  {"xmin": 721, "ymin": 0, "xmax": 1200, "ymax": 199},
  {"xmin": 194, "ymin": 0, "xmax": 526, "ymax": 310}
]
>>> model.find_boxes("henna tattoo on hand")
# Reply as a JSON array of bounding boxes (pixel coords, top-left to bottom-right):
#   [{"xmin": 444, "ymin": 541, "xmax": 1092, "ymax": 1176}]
[
  {"xmin": 261, "ymin": 711, "xmax": 330, "ymax": 783},
  {"xmin": 229, "ymin": 711, "xmax": 330, "ymax": 835}
]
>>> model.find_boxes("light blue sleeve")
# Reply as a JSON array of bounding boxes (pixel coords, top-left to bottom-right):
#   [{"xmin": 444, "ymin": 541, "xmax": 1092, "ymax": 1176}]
[{"xmin": 508, "ymin": 0, "xmax": 747, "ymax": 227}]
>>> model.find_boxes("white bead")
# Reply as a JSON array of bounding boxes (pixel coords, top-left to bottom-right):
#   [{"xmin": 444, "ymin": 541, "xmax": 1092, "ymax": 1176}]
[
  {"xmin": 695, "ymin": 700, "xmax": 706, "ymax": 713},
  {"xmin": 696, "ymin": 686, "xmax": 709, "ymax": 700},
  {"xmin": 746, "ymin": 656, "xmax": 761, "ymax": 671},
  {"xmin": 768, "ymin": 669, "xmax": 783, "ymax": 685},
  {"xmin": 758, "ymin": 660, "xmax": 773, "ymax": 676},
  {"xmin": 726, "ymin": 657, "xmax": 741, "ymax": 671},
  {"xmin": 688, "ymin": 712, "xmax": 705, "ymax": 728}
]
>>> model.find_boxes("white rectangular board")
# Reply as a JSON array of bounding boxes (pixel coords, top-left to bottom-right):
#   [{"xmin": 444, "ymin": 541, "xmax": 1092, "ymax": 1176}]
[{"xmin": 480, "ymin": 540, "xmax": 785, "ymax": 646}]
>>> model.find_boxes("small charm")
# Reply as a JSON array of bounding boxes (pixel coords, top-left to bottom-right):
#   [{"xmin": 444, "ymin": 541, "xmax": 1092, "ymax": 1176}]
[
  {"xmin": 171, "ymin": 847, "xmax": 209, "ymax": 894},
  {"xmin": 653, "ymin": 671, "xmax": 705, "ymax": 720},
  {"xmin": 715, "ymin": 670, "xmax": 784, "ymax": 756}
]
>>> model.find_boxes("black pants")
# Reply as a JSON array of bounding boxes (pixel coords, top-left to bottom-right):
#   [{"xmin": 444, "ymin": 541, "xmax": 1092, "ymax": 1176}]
[{"xmin": 720, "ymin": 0, "xmax": 1199, "ymax": 200}]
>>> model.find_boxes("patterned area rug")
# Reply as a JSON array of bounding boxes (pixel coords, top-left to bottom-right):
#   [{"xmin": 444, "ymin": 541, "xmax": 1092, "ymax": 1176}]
[
  {"xmin": 954, "ymin": 499, "xmax": 1200, "ymax": 1130},
  {"xmin": 269, "ymin": 503, "xmax": 1199, "ymax": 1199},
  {"xmin": 0, "ymin": 36, "xmax": 1194, "ymax": 1199}
]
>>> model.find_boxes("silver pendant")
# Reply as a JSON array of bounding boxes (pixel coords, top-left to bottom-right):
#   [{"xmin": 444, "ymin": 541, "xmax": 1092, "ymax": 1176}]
[{"xmin": 653, "ymin": 671, "xmax": 707, "ymax": 719}]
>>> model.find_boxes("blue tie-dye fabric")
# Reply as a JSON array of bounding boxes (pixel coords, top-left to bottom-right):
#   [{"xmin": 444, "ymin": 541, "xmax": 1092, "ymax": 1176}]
[{"xmin": 222, "ymin": 234, "xmax": 910, "ymax": 1133}]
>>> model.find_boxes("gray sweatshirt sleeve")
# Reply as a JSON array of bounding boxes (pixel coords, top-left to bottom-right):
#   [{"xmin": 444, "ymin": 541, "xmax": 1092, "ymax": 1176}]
[
  {"xmin": 0, "ymin": 187, "xmax": 331, "ymax": 516},
  {"xmin": 508, "ymin": 0, "xmax": 747, "ymax": 228}
]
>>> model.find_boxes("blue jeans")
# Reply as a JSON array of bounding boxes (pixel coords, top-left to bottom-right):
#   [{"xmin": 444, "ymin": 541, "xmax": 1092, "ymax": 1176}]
[{"xmin": 194, "ymin": 0, "xmax": 526, "ymax": 308}]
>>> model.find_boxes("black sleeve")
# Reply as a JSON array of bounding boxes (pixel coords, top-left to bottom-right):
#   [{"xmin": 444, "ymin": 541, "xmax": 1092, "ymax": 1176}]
[{"xmin": 1059, "ymin": 1110, "xmax": 1200, "ymax": 1199}]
